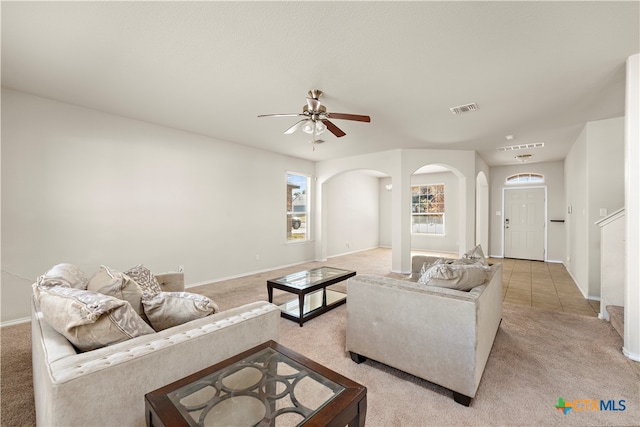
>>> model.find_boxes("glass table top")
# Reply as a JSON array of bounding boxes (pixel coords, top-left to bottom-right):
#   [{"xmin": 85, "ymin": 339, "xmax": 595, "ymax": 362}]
[
  {"xmin": 268, "ymin": 267, "xmax": 353, "ymax": 290},
  {"xmin": 167, "ymin": 347, "xmax": 345, "ymax": 426}
]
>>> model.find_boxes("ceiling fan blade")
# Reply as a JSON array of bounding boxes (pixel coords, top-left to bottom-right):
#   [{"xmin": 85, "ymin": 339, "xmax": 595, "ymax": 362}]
[
  {"xmin": 258, "ymin": 113, "xmax": 304, "ymax": 118},
  {"xmin": 327, "ymin": 113, "xmax": 371, "ymax": 122},
  {"xmin": 284, "ymin": 119, "xmax": 308, "ymax": 134},
  {"xmin": 322, "ymin": 119, "xmax": 346, "ymax": 138}
]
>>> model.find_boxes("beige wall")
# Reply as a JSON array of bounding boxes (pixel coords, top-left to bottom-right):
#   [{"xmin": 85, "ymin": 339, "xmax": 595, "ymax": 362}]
[{"xmin": 1, "ymin": 89, "xmax": 315, "ymax": 323}]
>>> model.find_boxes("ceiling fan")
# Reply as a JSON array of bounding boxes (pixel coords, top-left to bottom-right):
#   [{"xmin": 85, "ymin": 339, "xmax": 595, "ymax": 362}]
[{"xmin": 258, "ymin": 89, "xmax": 371, "ymax": 149}]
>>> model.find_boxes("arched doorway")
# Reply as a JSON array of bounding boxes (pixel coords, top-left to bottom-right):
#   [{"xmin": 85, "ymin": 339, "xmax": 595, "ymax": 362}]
[{"xmin": 410, "ymin": 163, "xmax": 465, "ymax": 256}]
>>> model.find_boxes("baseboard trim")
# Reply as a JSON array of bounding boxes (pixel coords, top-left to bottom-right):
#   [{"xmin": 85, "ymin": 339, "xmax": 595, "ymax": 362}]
[
  {"xmin": 185, "ymin": 259, "xmax": 316, "ymax": 288},
  {"xmin": 186, "ymin": 246, "xmax": 389, "ymax": 288},
  {"xmin": 622, "ymin": 347, "xmax": 640, "ymax": 362},
  {"xmin": 328, "ymin": 246, "xmax": 380, "ymax": 259},
  {"xmin": 1, "ymin": 317, "xmax": 31, "ymax": 328}
]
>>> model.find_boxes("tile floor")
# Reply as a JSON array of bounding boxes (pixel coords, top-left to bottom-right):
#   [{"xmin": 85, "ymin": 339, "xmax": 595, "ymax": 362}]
[{"xmin": 493, "ymin": 257, "xmax": 600, "ymax": 317}]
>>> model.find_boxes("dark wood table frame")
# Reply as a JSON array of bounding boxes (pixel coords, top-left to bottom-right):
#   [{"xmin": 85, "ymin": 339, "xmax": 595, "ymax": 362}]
[
  {"xmin": 145, "ymin": 340, "xmax": 367, "ymax": 427},
  {"xmin": 267, "ymin": 267, "xmax": 356, "ymax": 327}
]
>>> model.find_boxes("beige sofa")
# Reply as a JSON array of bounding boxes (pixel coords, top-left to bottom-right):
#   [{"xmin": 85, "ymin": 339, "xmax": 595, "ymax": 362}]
[
  {"xmin": 31, "ymin": 272, "xmax": 280, "ymax": 426},
  {"xmin": 345, "ymin": 260, "xmax": 502, "ymax": 406}
]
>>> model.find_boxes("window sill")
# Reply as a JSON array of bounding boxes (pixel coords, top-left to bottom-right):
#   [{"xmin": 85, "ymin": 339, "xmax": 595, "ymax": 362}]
[{"xmin": 285, "ymin": 239, "xmax": 315, "ymax": 246}]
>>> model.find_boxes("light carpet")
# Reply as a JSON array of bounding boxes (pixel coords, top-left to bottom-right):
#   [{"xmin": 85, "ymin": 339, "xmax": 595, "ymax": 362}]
[{"xmin": 2, "ymin": 248, "xmax": 639, "ymax": 426}]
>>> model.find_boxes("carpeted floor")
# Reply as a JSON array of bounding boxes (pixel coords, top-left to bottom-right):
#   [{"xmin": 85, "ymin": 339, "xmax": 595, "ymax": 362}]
[{"xmin": 2, "ymin": 248, "xmax": 639, "ymax": 426}]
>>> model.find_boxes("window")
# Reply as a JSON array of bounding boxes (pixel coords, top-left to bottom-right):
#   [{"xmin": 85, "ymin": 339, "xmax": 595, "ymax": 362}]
[
  {"xmin": 286, "ymin": 172, "xmax": 310, "ymax": 242},
  {"xmin": 411, "ymin": 184, "xmax": 445, "ymax": 235},
  {"xmin": 506, "ymin": 173, "xmax": 544, "ymax": 184}
]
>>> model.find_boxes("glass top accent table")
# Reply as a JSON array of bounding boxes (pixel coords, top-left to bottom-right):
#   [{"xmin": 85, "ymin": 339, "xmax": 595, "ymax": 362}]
[
  {"xmin": 145, "ymin": 341, "xmax": 367, "ymax": 427},
  {"xmin": 267, "ymin": 267, "xmax": 356, "ymax": 327}
]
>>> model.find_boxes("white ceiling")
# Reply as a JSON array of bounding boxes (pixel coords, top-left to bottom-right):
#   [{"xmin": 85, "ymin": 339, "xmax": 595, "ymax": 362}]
[{"xmin": 2, "ymin": 1, "xmax": 638, "ymax": 165}]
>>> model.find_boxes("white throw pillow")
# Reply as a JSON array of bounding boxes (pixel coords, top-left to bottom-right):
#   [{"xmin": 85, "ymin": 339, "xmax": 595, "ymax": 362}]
[
  {"xmin": 87, "ymin": 265, "xmax": 146, "ymax": 322},
  {"xmin": 462, "ymin": 244, "xmax": 488, "ymax": 266},
  {"xmin": 37, "ymin": 263, "xmax": 89, "ymax": 289},
  {"xmin": 36, "ymin": 285, "xmax": 154, "ymax": 352},
  {"xmin": 142, "ymin": 291, "xmax": 219, "ymax": 331},
  {"xmin": 418, "ymin": 263, "xmax": 490, "ymax": 291}
]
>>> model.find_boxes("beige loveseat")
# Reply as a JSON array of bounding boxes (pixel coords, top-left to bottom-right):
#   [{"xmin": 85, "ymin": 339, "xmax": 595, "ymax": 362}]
[
  {"xmin": 345, "ymin": 259, "xmax": 502, "ymax": 406},
  {"xmin": 31, "ymin": 271, "xmax": 280, "ymax": 426}
]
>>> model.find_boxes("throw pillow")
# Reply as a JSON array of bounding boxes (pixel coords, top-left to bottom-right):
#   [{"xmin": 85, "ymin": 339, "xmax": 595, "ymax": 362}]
[
  {"xmin": 420, "ymin": 257, "xmax": 447, "ymax": 276},
  {"xmin": 124, "ymin": 264, "xmax": 162, "ymax": 295},
  {"xmin": 37, "ymin": 263, "xmax": 89, "ymax": 289},
  {"xmin": 87, "ymin": 265, "xmax": 146, "ymax": 322},
  {"xmin": 36, "ymin": 286, "xmax": 154, "ymax": 352},
  {"xmin": 462, "ymin": 244, "xmax": 488, "ymax": 266},
  {"xmin": 418, "ymin": 263, "xmax": 490, "ymax": 291},
  {"xmin": 142, "ymin": 292, "xmax": 219, "ymax": 331}
]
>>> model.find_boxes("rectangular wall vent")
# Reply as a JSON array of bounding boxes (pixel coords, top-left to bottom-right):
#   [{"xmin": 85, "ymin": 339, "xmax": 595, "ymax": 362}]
[
  {"xmin": 449, "ymin": 102, "xmax": 478, "ymax": 114},
  {"xmin": 497, "ymin": 142, "xmax": 545, "ymax": 151}
]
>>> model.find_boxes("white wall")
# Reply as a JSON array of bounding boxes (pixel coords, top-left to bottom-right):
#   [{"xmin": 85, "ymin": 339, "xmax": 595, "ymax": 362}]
[
  {"xmin": 586, "ymin": 118, "xmax": 625, "ymax": 298},
  {"xmin": 565, "ymin": 117, "xmax": 625, "ymax": 298},
  {"xmin": 409, "ymin": 171, "xmax": 459, "ymax": 254},
  {"xmin": 489, "ymin": 161, "xmax": 565, "ymax": 262},
  {"xmin": 623, "ymin": 53, "xmax": 639, "ymax": 361},
  {"xmin": 475, "ymin": 154, "xmax": 491, "ymax": 252},
  {"xmin": 379, "ymin": 177, "xmax": 393, "ymax": 248},
  {"xmin": 565, "ymin": 130, "xmax": 589, "ymax": 294},
  {"xmin": 1, "ymin": 89, "xmax": 315, "ymax": 323},
  {"xmin": 325, "ymin": 171, "xmax": 380, "ymax": 257}
]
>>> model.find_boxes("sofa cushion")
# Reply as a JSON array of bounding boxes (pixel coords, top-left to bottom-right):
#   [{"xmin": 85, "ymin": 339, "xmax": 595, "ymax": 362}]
[
  {"xmin": 462, "ymin": 244, "xmax": 488, "ymax": 266},
  {"xmin": 37, "ymin": 263, "xmax": 89, "ymax": 289},
  {"xmin": 418, "ymin": 263, "xmax": 490, "ymax": 291},
  {"xmin": 35, "ymin": 285, "xmax": 154, "ymax": 352},
  {"xmin": 124, "ymin": 264, "xmax": 162, "ymax": 295},
  {"xmin": 142, "ymin": 291, "xmax": 218, "ymax": 331},
  {"xmin": 87, "ymin": 265, "xmax": 146, "ymax": 321}
]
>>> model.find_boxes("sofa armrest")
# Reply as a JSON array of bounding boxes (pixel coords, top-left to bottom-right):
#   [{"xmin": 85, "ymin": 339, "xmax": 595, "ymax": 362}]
[
  {"xmin": 155, "ymin": 272, "xmax": 184, "ymax": 292},
  {"xmin": 33, "ymin": 300, "xmax": 280, "ymax": 427}
]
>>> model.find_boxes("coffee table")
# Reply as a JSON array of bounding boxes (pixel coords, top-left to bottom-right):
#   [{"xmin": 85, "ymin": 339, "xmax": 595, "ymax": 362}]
[
  {"xmin": 145, "ymin": 340, "xmax": 367, "ymax": 427},
  {"xmin": 267, "ymin": 267, "xmax": 356, "ymax": 327}
]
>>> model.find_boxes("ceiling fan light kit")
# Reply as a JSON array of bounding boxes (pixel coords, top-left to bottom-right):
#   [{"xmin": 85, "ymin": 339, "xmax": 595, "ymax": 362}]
[{"xmin": 258, "ymin": 89, "xmax": 371, "ymax": 149}]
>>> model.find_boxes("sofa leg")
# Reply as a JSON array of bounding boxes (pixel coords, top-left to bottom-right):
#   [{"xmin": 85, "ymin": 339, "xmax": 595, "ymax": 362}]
[
  {"xmin": 453, "ymin": 392, "xmax": 472, "ymax": 407},
  {"xmin": 349, "ymin": 351, "xmax": 367, "ymax": 364}
]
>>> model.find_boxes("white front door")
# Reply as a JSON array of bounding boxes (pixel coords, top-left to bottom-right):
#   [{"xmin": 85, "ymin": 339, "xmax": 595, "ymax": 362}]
[{"xmin": 504, "ymin": 188, "xmax": 545, "ymax": 261}]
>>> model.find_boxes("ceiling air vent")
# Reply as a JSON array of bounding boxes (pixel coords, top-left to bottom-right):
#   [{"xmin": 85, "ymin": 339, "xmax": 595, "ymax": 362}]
[
  {"xmin": 449, "ymin": 102, "xmax": 478, "ymax": 115},
  {"xmin": 497, "ymin": 142, "xmax": 545, "ymax": 151}
]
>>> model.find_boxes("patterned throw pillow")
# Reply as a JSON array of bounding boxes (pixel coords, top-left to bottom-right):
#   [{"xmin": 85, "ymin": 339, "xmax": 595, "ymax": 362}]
[
  {"xmin": 37, "ymin": 263, "xmax": 89, "ymax": 289},
  {"xmin": 142, "ymin": 292, "xmax": 218, "ymax": 331},
  {"xmin": 35, "ymin": 286, "xmax": 154, "ymax": 352},
  {"xmin": 87, "ymin": 265, "xmax": 147, "ymax": 322},
  {"xmin": 124, "ymin": 264, "xmax": 162, "ymax": 295}
]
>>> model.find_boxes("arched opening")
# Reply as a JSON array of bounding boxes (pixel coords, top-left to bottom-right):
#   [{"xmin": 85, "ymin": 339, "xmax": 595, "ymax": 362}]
[{"xmin": 410, "ymin": 163, "xmax": 465, "ymax": 257}]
